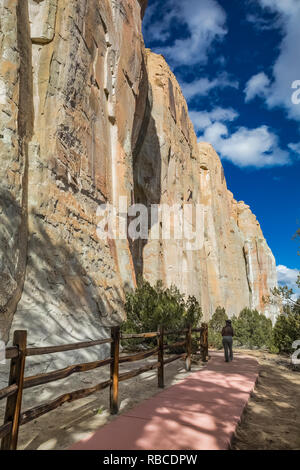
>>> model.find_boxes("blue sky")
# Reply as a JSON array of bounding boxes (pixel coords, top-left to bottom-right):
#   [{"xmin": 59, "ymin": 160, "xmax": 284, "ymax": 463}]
[{"xmin": 143, "ymin": 0, "xmax": 300, "ymax": 295}]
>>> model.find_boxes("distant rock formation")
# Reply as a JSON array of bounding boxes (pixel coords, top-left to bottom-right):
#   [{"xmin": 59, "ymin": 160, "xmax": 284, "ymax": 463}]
[{"xmin": 0, "ymin": 1, "xmax": 279, "ymax": 366}]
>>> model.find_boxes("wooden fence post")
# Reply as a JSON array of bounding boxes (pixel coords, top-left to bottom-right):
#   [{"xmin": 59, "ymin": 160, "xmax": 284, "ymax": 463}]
[
  {"xmin": 157, "ymin": 325, "xmax": 164, "ymax": 388},
  {"xmin": 200, "ymin": 323, "xmax": 208, "ymax": 362},
  {"xmin": 185, "ymin": 325, "xmax": 192, "ymax": 371},
  {"xmin": 110, "ymin": 326, "xmax": 120, "ymax": 415},
  {"xmin": 1, "ymin": 330, "xmax": 27, "ymax": 450}
]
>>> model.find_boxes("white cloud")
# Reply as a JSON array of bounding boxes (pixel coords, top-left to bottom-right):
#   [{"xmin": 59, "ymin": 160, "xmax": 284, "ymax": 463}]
[
  {"xmin": 143, "ymin": 0, "xmax": 227, "ymax": 67},
  {"xmin": 277, "ymin": 265, "xmax": 300, "ymax": 297},
  {"xmin": 200, "ymin": 123, "xmax": 290, "ymax": 168},
  {"xmin": 288, "ymin": 142, "xmax": 300, "ymax": 156},
  {"xmin": 258, "ymin": 0, "xmax": 299, "ymax": 15},
  {"xmin": 244, "ymin": 72, "xmax": 271, "ymax": 102},
  {"xmin": 190, "ymin": 107, "xmax": 238, "ymax": 132},
  {"xmin": 191, "ymin": 105, "xmax": 291, "ymax": 169},
  {"xmin": 143, "ymin": 4, "xmax": 173, "ymax": 42},
  {"xmin": 247, "ymin": 0, "xmax": 300, "ymax": 121},
  {"xmin": 181, "ymin": 74, "xmax": 239, "ymax": 101},
  {"xmin": 245, "ymin": 13, "xmax": 279, "ymax": 31}
]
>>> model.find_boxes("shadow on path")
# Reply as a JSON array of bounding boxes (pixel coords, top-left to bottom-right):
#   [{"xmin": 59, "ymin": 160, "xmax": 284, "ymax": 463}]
[{"xmin": 70, "ymin": 351, "xmax": 259, "ymax": 451}]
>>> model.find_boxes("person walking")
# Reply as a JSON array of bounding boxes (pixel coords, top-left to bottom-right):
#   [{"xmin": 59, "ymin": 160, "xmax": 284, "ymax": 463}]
[{"xmin": 222, "ymin": 319, "xmax": 234, "ymax": 362}]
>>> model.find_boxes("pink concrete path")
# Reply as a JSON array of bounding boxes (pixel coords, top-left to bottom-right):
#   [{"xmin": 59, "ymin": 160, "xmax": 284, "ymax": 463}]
[{"xmin": 70, "ymin": 351, "xmax": 259, "ymax": 451}]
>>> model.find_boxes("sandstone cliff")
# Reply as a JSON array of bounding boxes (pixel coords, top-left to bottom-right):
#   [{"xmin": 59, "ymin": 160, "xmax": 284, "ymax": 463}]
[
  {"xmin": 0, "ymin": 1, "xmax": 278, "ymax": 366},
  {"xmin": 197, "ymin": 143, "xmax": 278, "ymax": 320},
  {"xmin": 135, "ymin": 51, "xmax": 279, "ymax": 321},
  {"xmin": 0, "ymin": 0, "xmax": 149, "ymax": 371}
]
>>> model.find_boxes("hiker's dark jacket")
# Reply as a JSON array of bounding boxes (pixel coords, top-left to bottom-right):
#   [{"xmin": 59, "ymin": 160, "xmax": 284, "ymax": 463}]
[{"xmin": 221, "ymin": 326, "xmax": 234, "ymax": 337}]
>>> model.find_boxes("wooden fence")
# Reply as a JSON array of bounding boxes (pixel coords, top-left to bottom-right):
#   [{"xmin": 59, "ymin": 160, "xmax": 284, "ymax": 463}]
[{"xmin": 0, "ymin": 323, "xmax": 208, "ymax": 450}]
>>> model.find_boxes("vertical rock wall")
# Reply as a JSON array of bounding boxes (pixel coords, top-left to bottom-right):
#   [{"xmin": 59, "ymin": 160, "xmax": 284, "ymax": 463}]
[
  {"xmin": 136, "ymin": 52, "xmax": 279, "ymax": 322},
  {"xmin": 1, "ymin": 0, "xmax": 148, "ymax": 371},
  {"xmin": 198, "ymin": 143, "xmax": 279, "ymax": 320},
  {"xmin": 0, "ymin": 0, "xmax": 279, "ymax": 369},
  {"xmin": 0, "ymin": 0, "xmax": 33, "ymax": 339},
  {"xmin": 132, "ymin": 51, "xmax": 211, "ymax": 316}
]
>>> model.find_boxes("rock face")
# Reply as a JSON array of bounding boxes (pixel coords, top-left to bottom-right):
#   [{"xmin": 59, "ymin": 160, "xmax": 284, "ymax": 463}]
[
  {"xmin": 135, "ymin": 52, "xmax": 279, "ymax": 322},
  {"xmin": 0, "ymin": 0, "xmax": 148, "ymax": 371},
  {"xmin": 197, "ymin": 142, "xmax": 279, "ymax": 320},
  {"xmin": 132, "ymin": 50, "xmax": 206, "ymax": 308},
  {"xmin": 0, "ymin": 1, "xmax": 278, "ymax": 368}
]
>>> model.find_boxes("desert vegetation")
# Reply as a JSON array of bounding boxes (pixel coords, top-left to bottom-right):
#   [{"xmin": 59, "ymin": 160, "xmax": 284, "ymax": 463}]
[
  {"xmin": 122, "ymin": 278, "xmax": 203, "ymax": 352},
  {"xmin": 123, "ymin": 277, "xmax": 300, "ymax": 359},
  {"xmin": 208, "ymin": 302, "xmax": 300, "ymax": 357}
]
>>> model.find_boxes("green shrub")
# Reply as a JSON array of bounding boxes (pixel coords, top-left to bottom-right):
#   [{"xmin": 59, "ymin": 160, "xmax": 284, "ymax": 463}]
[
  {"xmin": 208, "ymin": 329, "xmax": 223, "ymax": 350},
  {"xmin": 231, "ymin": 308, "xmax": 273, "ymax": 349},
  {"xmin": 122, "ymin": 279, "xmax": 202, "ymax": 352},
  {"xmin": 273, "ymin": 304, "xmax": 300, "ymax": 354},
  {"xmin": 184, "ymin": 295, "xmax": 203, "ymax": 328},
  {"xmin": 209, "ymin": 306, "xmax": 228, "ymax": 332},
  {"xmin": 208, "ymin": 306, "xmax": 228, "ymax": 349}
]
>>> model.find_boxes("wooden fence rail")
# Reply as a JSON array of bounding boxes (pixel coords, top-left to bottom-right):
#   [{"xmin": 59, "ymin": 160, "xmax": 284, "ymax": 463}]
[{"xmin": 0, "ymin": 323, "xmax": 208, "ymax": 450}]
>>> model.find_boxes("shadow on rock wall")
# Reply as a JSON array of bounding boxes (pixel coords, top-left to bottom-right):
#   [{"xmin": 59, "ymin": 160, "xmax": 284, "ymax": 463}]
[
  {"xmin": 0, "ymin": 190, "xmax": 128, "ymax": 382},
  {"xmin": 130, "ymin": 57, "xmax": 162, "ymax": 279}
]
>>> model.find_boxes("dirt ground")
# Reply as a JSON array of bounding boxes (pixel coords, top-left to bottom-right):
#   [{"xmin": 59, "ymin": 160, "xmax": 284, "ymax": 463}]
[
  {"xmin": 1, "ymin": 350, "xmax": 299, "ymax": 450},
  {"xmin": 231, "ymin": 350, "xmax": 300, "ymax": 450}
]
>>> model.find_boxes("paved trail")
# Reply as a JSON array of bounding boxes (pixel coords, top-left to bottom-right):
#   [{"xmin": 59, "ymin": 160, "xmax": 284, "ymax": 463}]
[{"xmin": 70, "ymin": 351, "xmax": 259, "ymax": 450}]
